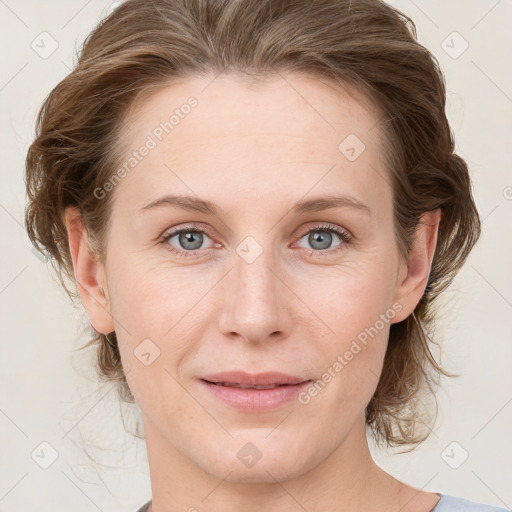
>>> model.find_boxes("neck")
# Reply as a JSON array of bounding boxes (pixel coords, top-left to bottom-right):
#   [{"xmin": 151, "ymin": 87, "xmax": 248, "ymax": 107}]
[{"xmin": 143, "ymin": 414, "xmax": 407, "ymax": 512}]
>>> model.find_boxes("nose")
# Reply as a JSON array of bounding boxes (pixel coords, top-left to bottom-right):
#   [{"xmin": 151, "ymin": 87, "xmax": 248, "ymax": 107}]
[{"xmin": 217, "ymin": 241, "xmax": 294, "ymax": 346}]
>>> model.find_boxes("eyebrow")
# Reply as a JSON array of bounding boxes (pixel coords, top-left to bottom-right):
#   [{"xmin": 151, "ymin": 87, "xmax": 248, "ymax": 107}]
[
  {"xmin": 294, "ymin": 195, "xmax": 371, "ymax": 215},
  {"xmin": 141, "ymin": 195, "xmax": 223, "ymax": 215},
  {"xmin": 140, "ymin": 193, "xmax": 371, "ymax": 216}
]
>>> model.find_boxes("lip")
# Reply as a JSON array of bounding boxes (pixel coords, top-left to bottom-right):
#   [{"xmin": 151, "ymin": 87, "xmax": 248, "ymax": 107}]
[
  {"xmin": 199, "ymin": 371, "xmax": 312, "ymax": 413},
  {"xmin": 201, "ymin": 371, "xmax": 307, "ymax": 386}
]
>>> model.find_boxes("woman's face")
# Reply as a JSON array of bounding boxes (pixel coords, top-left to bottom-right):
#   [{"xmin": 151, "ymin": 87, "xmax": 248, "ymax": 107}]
[{"xmin": 71, "ymin": 72, "xmax": 437, "ymax": 483}]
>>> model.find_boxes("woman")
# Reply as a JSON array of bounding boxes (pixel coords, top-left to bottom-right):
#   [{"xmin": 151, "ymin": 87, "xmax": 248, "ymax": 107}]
[{"xmin": 24, "ymin": 0, "xmax": 509, "ymax": 511}]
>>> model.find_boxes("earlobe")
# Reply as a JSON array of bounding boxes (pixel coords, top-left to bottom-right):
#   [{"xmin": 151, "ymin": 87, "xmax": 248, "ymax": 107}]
[
  {"xmin": 64, "ymin": 206, "xmax": 115, "ymax": 334},
  {"xmin": 391, "ymin": 209, "xmax": 442, "ymax": 324}
]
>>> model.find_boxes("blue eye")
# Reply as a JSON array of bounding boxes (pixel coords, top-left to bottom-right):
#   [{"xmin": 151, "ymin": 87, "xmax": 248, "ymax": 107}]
[
  {"xmin": 295, "ymin": 224, "xmax": 351, "ymax": 255},
  {"xmin": 160, "ymin": 223, "xmax": 351, "ymax": 258},
  {"xmin": 160, "ymin": 226, "xmax": 213, "ymax": 257}
]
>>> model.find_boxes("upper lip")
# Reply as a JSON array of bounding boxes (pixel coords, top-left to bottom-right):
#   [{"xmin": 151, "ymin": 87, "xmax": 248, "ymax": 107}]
[{"xmin": 201, "ymin": 371, "xmax": 309, "ymax": 386}]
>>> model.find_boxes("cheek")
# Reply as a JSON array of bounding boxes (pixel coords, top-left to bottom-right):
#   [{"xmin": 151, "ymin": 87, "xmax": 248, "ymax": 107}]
[
  {"xmin": 104, "ymin": 266, "xmax": 169, "ymax": 368},
  {"xmin": 105, "ymin": 257, "xmax": 213, "ymax": 393},
  {"xmin": 295, "ymin": 257, "xmax": 397, "ymax": 407},
  {"xmin": 305, "ymin": 256, "xmax": 398, "ymax": 343},
  {"xmin": 107, "ymin": 257, "xmax": 200, "ymax": 338},
  {"xmin": 299, "ymin": 299, "xmax": 390, "ymax": 425}
]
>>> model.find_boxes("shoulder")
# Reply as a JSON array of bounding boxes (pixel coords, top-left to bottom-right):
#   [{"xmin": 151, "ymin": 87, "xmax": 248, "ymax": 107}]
[
  {"xmin": 135, "ymin": 501, "xmax": 151, "ymax": 512},
  {"xmin": 434, "ymin": 494, "xmax": 510, "ymax": 512}
]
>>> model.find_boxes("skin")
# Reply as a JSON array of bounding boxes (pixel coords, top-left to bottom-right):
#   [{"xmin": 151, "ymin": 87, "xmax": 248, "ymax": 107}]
[{"xmin": 65, "ymin": 72, "xmax": 442, "ymax": 512}]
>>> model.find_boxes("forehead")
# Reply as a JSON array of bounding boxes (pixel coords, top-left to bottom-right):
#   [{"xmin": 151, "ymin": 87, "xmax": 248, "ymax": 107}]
[
  {"xmin": 111, "ymin": 71, "xmax": 390, "ymax": 216},
  {"xmin": 124, "ymin": 71, "xmax": 382, "ymax": 145}
]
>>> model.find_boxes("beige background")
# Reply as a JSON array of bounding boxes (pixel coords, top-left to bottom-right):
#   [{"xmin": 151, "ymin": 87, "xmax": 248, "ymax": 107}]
[{"xmin": 1, "ymin": 0, "xmax": 511, "ymax": 510}]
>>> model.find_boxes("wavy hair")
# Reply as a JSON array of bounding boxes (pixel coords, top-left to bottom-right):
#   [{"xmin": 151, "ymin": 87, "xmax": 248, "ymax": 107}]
[{"xmin": 24, "ymin": 0, "xmax": 481, "ymax": 449}]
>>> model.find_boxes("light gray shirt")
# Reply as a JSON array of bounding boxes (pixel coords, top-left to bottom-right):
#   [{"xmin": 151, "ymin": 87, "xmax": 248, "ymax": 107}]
[{"xmin": 135, "ymin": 493, "xmax": 510, "ymax": 511}]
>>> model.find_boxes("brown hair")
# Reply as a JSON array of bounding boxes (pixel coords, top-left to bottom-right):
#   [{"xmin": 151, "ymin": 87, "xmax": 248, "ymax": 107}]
[{"xmin": 24, "ymin": 0, "xmax": 481, "ymax": 449}]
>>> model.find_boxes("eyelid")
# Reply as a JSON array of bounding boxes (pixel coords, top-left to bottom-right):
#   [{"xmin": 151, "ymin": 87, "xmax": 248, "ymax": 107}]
[
  {"xmin": 294, "ymin": 222, "xmax": 352, "ymax": 240},
  {"xmin": 291, "ymin": 222, "xmax": 352, "ymax": 254},
  {"xmin": 160, "ymin": 224, "xmax": 218, "ymax": 253},
  {"xmin": 160, "ymin": 221, "xmax": 352, "ymax": 257},
  {"xmin": 161, "ymin": 222, "xmax": 213, "ymax": 239}
]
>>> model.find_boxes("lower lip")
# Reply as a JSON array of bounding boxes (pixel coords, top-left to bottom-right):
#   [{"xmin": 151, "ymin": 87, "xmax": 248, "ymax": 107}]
[{"xmin": 199, "ymin": 379, "xmax": 312, "ymax": 412}]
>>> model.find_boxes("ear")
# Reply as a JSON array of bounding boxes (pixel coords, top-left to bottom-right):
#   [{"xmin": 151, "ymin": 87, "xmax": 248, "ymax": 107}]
[
  {"xmin": 391, "ymin": 208, "xmax": 441, "ymax": 324},
  {"xmin": 64, "ymin": 206, "xmax": 115, "ymax": 334}
]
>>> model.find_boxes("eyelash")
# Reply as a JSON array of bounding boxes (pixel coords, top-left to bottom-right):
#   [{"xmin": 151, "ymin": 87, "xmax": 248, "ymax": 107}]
[{"xmin": 159, "ymin": 223, "xmax": 352, "ymax": 258}]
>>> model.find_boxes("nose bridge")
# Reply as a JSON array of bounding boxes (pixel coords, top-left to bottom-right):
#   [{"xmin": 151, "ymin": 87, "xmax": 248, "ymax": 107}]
[
  {"xmin": 237, "ymin": 241, "xmax": 275, "ymax": 304},
  {"xmin": 219, "ymin": 234, "xmax": 291, "ymax": 343}
]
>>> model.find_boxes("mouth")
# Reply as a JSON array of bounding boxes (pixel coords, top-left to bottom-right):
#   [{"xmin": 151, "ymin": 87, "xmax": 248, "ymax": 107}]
[
  {"xmin": 201, "ymin": 370, "xmax": 309, "ymax": 387},
  {"xmin": 204, "ymin": 382, "xmax": 291, "ymax": 390},
  {"xmin": 199, "ymin": 371, "xmax": 312, "ymax": 412}
]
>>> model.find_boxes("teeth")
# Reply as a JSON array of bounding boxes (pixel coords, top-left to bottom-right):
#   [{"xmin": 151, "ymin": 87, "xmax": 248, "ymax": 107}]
[{"xmin": 214, "ymin": 382, "xmax": 283, "ymax": 389}]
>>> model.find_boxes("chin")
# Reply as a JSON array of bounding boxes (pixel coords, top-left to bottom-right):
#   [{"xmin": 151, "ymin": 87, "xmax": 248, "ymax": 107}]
[
  {"xmin": 207, "ymin": 457, "xmax": 309, "ymax": 485},
  {"xmin": 195, "ymin": 434, "xmax": 318, "ymax": 484}
]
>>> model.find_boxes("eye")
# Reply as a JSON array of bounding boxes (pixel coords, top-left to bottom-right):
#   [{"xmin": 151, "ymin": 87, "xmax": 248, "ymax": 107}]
[
  {"xmin": 294, "ymin": 223, "xmax": 352, "ymax": 255},
  {"xmin": 159, "ymin": 223, "xmax": 352, "ymax": 258},
  {"xmin": 160, "ymin": 226, "xmax": 216, "ymax": 257}
]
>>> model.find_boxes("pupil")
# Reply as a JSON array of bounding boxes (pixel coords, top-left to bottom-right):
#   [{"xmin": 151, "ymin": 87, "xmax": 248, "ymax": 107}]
[
  {"xmin": 180, "ymin": 231, "xmax": 202, "ymax": 250},
  {"xmin": 310, "ymin": 231, "xmax": 331, "ymax": 250}
]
